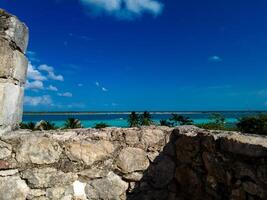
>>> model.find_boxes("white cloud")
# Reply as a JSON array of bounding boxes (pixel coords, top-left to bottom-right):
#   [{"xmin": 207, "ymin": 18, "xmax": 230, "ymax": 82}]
[
  {"xmin": 95, "ymin": 81, "xmax": 100, "ymax": 87},
  {"xmin": 58, "ymin": 92, "xmax": 73, "ymax": 97},
  {"xmin": 27, "ymin": 63, "xmax": 47, "ymax": 81},
  {"xmin": 209, "ymin": 56, "xmax": 222, "ymax": 62},
  {"xmin": 26, "ymin": 51, "xmax": 40, "ymax": 62},
  {"xmin": 79, "ymin": 0, "xmax": 164, "ymax": 19},
  {"xmin": 24, "ymin": 95, "xmax": 53, "ymax": 106},
  {"xmin": 47, "ymin": 85, "xmax": 58, "ymax": 91},
  {"xmin": 38, "ymin": 64, "xmax": 64, "ymax": 81},
  {"xmin": 25, "ymin": 80, "xmax": 44, "ymax": 90},
  {"xmin": 78, "ymin": 83, "xmax": 83, "ymax": 87},
  {"xmin": 102, "ymin": 87, "xmax": 108, "ymax": 92}
]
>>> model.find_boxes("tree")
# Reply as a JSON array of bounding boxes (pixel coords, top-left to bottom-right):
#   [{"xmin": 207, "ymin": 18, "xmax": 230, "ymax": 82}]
[
  {"xmin": 210, "ymin": 113, "xmax": 225, "ymax": 127},
  {"xmin": 64, "ymin": 118, "xmax": 82, "ymax": 129},
  {"xmin": 140, "ymin": 111, "xmax": 153, "ymax": 126},
  {"xmin": 170, "ymin": 114, "xmax": 193, "ymax": 126},
  {"xmin": 160, "ymin": 119, "xmax": 174, "ymax": 127},
  {"xmin": 237, "ymin": 114, "xmax": 267, "ymax": 135},
  {"xmin": 20, "ymin": 122, "xmax": 36, "ymax": 130},
  {"xmin": 35, "ymin": 120, "xmax": 57, "ymax": 130},
  {"xmin": 128, "ymin": 112, "xmax": 140, "ymax": 127},
  {"xmin": 94, "ymin": 122, "xmax": 109, "ymax": 129}
]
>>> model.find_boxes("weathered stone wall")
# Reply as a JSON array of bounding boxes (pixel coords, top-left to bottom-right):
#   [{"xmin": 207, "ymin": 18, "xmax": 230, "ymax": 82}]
[
  {"xmin": 1, "ymin": 126, "xmax": 267, "ymax": 200},
  {"xmin": 0, "ymin": 9, "xmax": 29, "ymax": 134}
]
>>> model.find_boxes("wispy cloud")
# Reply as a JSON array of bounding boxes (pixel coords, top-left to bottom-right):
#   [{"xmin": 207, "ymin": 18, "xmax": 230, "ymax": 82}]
[
  {"xmin": 95, "ymin": 81, "xmax": 108, "ymax": 92},
  {"xmin": 25, "ymin": 80, "xmax": 44, "ymax": 91},
  {"xmin": 24, "ymin": 95, "xmax": 53, "ymax": 106},
  {"xmin": 78, "ymin": 83, "xmax": 83, "ymax": 87},
  {"xmin": 47, "ymin": 85, "xmax": 58, "ymax": 91},
  {"xmin": 79, "ymin": 0, "xmax": 164, "ymax": 20},
  {"xmin": 38, "ymin": 64, "xmax": 64, "ymax": 81},
  {"xmin": 102, "ymin": 87, "xmax": 108, "ymax": 92},
  {"xmin": 58, "ymin": 92, "xmax": 73, "ymax": 97},
  {"xmin": 209, "ymin": 56, "xmax": 222, "ymax": 63},
  {"xmin": 26, "ymin": 51, "xmax": 40, "ymax": 62},
  {"xmin": 27, "ymin": 63, "xmax": 47, "ymax": 81}
]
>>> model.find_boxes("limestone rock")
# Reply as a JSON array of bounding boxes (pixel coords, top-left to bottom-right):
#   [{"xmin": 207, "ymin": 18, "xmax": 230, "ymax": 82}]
[
  {"xmin": 0, "ymin": 175, "xmax": 29, "ymax": 200},
  {"xmin": 0, "ymin": 140, "xmax": 12, "ymax": 159},
  {"xmin": 123, "ymin": 172, "xmax": 143, "ymax": 181},
  {"xmin": 46, "ymin": 185, "xmax": 73, "ymax": 200},
  {"xmin": 22, "ymin": 167, "xmax": 77, "ymax": 188},
  {"xmin": 0, "ymin": 81, "xmax": 24, "ymax": 130},
  {"xmin": 141, "ymin": 128, "xmax": 165, "ymax": 148},
  {"xmin": 148, "ymin": 155, "xmax": 176, "ymax": 188},
  {"xmin": 0, "ymin": 38, "xmax": 28, "ymax": 83},
  {"xmin": 66, "ymin": 140, "xmax": 114, "ymax": 166},
  {"xmin": 16, "ymin": 136, "xmax": 62, "ymax": 164},
  {"xmin": 124, "ymin": 129, "xmax": 139, "ymax": 145},
  {"xmin": 86, "ymin": 172, "xmax": 128, "ymax": 200},
  {"xmin": 0, "ymin": 9, "xmax": 29, "ymax": 53},
  {"xmin": 0, "ymin": 169, "xmax": 18, "ymax": 176},
  {"xmin": 116, "ymin": 147, "xmax": 149, "ymax": 173}
]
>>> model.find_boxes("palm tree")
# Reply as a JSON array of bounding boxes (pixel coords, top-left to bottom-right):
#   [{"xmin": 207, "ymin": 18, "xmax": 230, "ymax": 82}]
[
  {"xmin": 64, "ymin": 118, "xmax": 82, "ymax": 129},
  {"xmin": 20, "ymin": 122, "xmax": 36, "ymax": 130},
  {"xmin": 35, "ymin": 120, "xmax": 57, "ymax": 130},
  {"xmin": 160, "ymin": 119, "xmax": 174, "ymax": 127},
  {"xmin": 128, "ymin": 112, "xmax": 140, "ymax": 127},
  {"xmin": 94, "ymin": 122, "xmax": 109, "ymax": 129},
  {"xmin": 170, "ymin": 114, "xmax": 193, "ymax": 126},
  {"xmin": 140, "ymin": 111, "xmax": 153, "ymax": 126}
]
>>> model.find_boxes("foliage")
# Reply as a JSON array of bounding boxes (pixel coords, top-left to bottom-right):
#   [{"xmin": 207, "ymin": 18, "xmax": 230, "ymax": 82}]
[
  {"xmin": 20, "ymin": 122, "xmax": 36, "ymax": 130},
  {"xmin": 140, "ymin": 111, "xmax": 153, "ymax": 126},
  {"xmin": 64, "ymin": 118, "xmax": 82, "ymax": 129},
  {"xmin": 160, "ymin": 119, "xmax": 174, "ymax": 127},
  {"xmin": 41, "ymin": 121, "xmax": 57, "ymax": 130},
  {"xmin": 237, "ymin": 114, "xmax": 267, "ymax": 135},
  {"xmin": 94, "ymin": 122, "xmax": 109, "ymax": 129},
  {"xmin": 128, "ymin": 112, "xmax": 140, "ymax": 127},
  {"xmin": 210, "ymin": 113, "xmax": 225, "ymax": 127},
  {"xmin": 169, "ymin": 114, "xmax": 193, "ymax": 126}
]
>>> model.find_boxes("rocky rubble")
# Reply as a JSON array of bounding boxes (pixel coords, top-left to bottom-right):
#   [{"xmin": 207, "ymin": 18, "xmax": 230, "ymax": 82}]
[{"xmin": 1, "ymin": 126, "xmax": 267, "ymax": 200}]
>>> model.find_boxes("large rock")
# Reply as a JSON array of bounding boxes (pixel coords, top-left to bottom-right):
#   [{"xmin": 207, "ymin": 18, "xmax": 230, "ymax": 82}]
[
  {"xmin": 0, "ymin": 175, "xmax": 29, "ymax": 200},
  {"xmin": 16, "ymin": 137, "xmax": 62, "ymax": 164},
  {"xmin": 0, "ymin": 140, "xmax": 12, "ymax": 159},
  {"xmin": 0, "ymin": 38, "xmax": 28, "ymax": 83},
  {"xmin": 22, "ymin": 167, "xmax": 77, "ymax": 188},
  {"xmin": 0, "ymin": 81, "xmax": 24, "ymax": 131},
  {"xmin": 148, "ymin": 155, "xmax": 176, "ymax": 188},
  {"xmin": 116, "ymin": 147, "xmax": 149, "ymax": 173},
  {"xmin": 141, "ymin": 128, "xmax": 165, "ymax": 148},
  {"xmin": 66, "ymin": 140, "xmax": 114, "ymax": 166},
  {"xmin": 86, "ymin": 172, "xmax": 128, "ymax": 200},
  {"xmin": 0, "ymin": 9, "xmax": 29, "ymax": 53}
]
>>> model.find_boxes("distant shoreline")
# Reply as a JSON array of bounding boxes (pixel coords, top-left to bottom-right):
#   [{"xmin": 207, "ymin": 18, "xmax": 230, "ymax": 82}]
[{"xmin": 23, "ymin": 111, "xmax": 267, "ymax": 116}]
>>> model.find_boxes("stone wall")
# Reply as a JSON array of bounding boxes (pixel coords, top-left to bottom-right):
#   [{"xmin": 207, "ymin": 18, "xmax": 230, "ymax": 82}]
[
  {"xmin": 1, "ymin": 126, "xmax": 267, "ymax": 200},
  {"xmin": 0, "ymin": 9, "xmax": 29, "ymax": 134}
]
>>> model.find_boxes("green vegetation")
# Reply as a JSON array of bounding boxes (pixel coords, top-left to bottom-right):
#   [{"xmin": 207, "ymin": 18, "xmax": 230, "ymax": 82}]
[
  {"xmin": 140, "ymin": 111, "xmax": 153, "ymax": 126},
  {"xmin": 64, "ymin": 118, "xmax": 82, "ymax": 129},
  {"xmin": 128, "ymin": 111, "xmax": 154, "ymax": 127},
  {"xmin": 94, "ymin": 122, "xmax": 109, "ymax": 129},
  {"xmin": 128, "ymin": 112, "xmax": 140, "ymax": 127},
  {"xmin": 169, "ymin": 114, "xmax": 193, "ymax": 126},
  {"xmin": 39, "ymin": 121, "xmax": 57, "ymax": 130},
  {"xmin": 237, "ymin": 114, "xmax": 267, "ymax": 135},
  {"xmin": 197, "ymin": 113, "xmax": 228, "ymax": 130},
  {"xmin": 20, "ymin": 122, "xmax": 36, "ymax": 130},
  {"xmin": 160, "ymin": 119, "xmax": 174, "ymax": 127}
]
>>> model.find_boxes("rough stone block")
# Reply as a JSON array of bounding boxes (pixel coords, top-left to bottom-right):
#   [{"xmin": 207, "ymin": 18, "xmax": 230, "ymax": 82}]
[
  {"xmin": 0, "ymin": 38, "xmax": 28, "ymax": 83},
  {"xmin": 0, "ymin": 81, "xmax": 24, "ymax": 130},
  {"xmin": 0, "ymin": 9, "xmax": 29, "ymax": 53}
]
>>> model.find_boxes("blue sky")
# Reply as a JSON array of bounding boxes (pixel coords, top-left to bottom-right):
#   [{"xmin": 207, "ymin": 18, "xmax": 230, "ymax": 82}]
[{"xmin": 2, "ymin": 0, "xmax": 267, "ymax": 111}]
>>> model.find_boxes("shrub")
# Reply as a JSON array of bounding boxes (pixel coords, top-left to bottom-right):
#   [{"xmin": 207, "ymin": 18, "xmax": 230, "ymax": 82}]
[
  {"xmin": 160, "ymin": 119, "xmax": 174, "ymax": 127},
  {"xmin": 20, "ymin": 122, "xmax": 36, "ymax": 130},
  {"xmin": 140, "ymin": 111, "xmax": 153, "ymax": 126},
  {"xmin": 237, "ymin": 114, "xmax": 267, "ymax": 135},
  {"xmin": 64, "ymin": 118, "xmax": 82, "ymax": 129},
  {"xmin": 94, "ymin": 122, "xmax": 109, "ymax": 129},
  {"xmin": 128, "ymin": 112, "xmax": 140, "ymax": 127},
  {"xmin": 169, "ymin": 114, "xmax": 193, "ymax": 126}
]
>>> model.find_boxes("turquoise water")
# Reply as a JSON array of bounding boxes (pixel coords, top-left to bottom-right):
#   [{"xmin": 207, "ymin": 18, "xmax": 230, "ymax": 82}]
[{"xmin": 22, "ymin": 111, "xmax": 266, "ymax": 128}]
